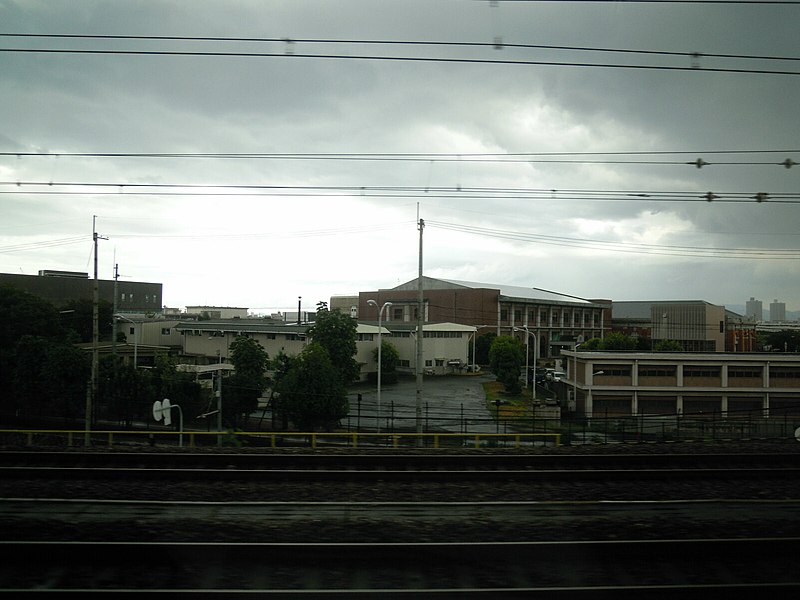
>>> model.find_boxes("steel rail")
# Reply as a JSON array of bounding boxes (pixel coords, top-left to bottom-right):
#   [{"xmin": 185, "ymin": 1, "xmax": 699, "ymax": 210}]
[
  {"xmin": 2, "ymin": 465, "xmax": 799, "ymax": 482},
  {"xmin": 2, "ymin": 450, "xmax": 800, "ymax": 470}
]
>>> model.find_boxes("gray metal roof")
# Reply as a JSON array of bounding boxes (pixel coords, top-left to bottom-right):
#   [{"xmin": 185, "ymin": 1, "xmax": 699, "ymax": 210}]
[{"xmin": 391, "ymin": 277, "xmax": 595, "ymax": 305}]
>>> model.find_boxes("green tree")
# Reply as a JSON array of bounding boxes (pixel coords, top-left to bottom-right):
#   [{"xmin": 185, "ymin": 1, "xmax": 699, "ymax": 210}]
[
  {"xmin": 224, "ymin": 336, "xmax": 270, "ymax": 428},
  {"xmin": 273, "ymin": 343, "xmax": 348, "ymax": 431},
  {"xmin": 578, "ymin": 337, "xmax": 603, "ymax": 351},
  {"xmin": 653, "ymin": 339, "xmax": 684, "ymax": 352},
  {"xmin": 763, "ymin": 330, "xmax": 800, "ymax": 353},
  {"xmin": 488, "ymin": 335, "xmax": 525, "ymax": 395},
  {"xmin": 370, "ymin": 340, "xmax": 400, "ymax": 385},
  {"xmin": 59, "ymin": 298, "xmax": 114, "ymax": 343},
  {"xmin": 308, "ymin": 307, "xmax": 360, "ymax": 384},
  {"xmin": 599, "ymin": 332, "xmax": 638, "ymax": 351},
  {"xmin": 474, "ymin": 332, "xmax": 496, "ymax": 365}
]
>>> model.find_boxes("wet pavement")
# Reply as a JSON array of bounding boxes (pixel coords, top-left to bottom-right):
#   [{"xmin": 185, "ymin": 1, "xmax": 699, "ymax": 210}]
[{"xmin": 345, "ymin": 373, "xmax": 499, "ymax": 433}]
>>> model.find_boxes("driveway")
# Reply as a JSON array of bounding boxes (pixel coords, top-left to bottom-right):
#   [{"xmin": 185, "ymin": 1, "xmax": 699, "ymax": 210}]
[{"xmin": 346, "ymin": 373, "xmax": 498, "ymax": 433}]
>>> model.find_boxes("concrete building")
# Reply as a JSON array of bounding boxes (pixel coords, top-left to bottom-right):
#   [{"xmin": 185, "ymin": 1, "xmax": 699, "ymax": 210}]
[
  {"xmin": 360, "ymin": 277, "xmax": 610, "ymax": 362},
  {"xmin": 0, "ymin": 270, "xmax": 162, "ymax": 314},
  {"xmin": 185, "ymin": 306, "xmax": 249, "ymax": 320},
  {"xmin": 746, "ymin": 297, "xmax": 763, "ymax": 322},
  {"xmin": 770, "ymin": 299, "xmax": 787, "ymax": 322},
  {"xmin": 562, "ymin": 350, "xmax": 800, "ymax": 419},
  {"xmin": 612, "ymin": 301, "xmax": 726, "ymax": 352},
  {"xmin": 172, "ymin": 318, "xmax": 472, "ymax": 381}
]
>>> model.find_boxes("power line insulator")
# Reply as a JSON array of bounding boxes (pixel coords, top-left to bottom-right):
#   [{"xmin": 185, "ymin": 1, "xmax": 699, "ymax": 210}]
[
  {"xmin": 754, "ymin": 192, "xmax": 768, "ymax": 203},
  {"xmin": 783, "ymin": 158, "xmax": 797, "ymax": 169},
  {"xmin": 704, "ymin": 192, "xmax": 718, "ymax": 202},
  {"xmin": 693, "ymin": 158, "xmax": 708, "ymax": 168}
]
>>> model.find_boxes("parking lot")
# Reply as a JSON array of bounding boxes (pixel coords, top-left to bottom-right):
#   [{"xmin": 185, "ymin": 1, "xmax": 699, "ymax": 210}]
[{"xmin": 345, "ymin": 373, "xmax": 498, "ymax": 434}]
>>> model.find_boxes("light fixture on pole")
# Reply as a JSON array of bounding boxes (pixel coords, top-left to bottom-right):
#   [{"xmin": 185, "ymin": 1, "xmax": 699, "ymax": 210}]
[
  {"xmin": 514, "ymin": 326, "xmax": 538, "ymax": 401},
  {"xmin": 367, "ymin": 299, "xmax": 392, "ymax": 433}
]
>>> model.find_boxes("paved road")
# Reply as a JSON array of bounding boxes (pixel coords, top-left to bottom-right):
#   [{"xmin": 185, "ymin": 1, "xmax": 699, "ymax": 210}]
[{"xmin": 346, "ymin": 373, "xmax": 499, "ymax": 433}]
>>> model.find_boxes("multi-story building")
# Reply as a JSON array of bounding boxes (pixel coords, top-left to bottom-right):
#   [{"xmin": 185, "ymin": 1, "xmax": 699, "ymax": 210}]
[
  {"xmin": 562, "ymin": 350, "xmax": 800, "ymax": 419},
  {"xmin": 360, "ymin": 277, "xmax": 610, "ymax": 362},
  {"xmin": 611, "ymin": 300, "xmax": 726, "ymax": 352},
  {"xmin": 172, "ymin": 318, "xmax": 473, "ymax": 380},
  {"xmin": 0, "ymin": 270, "xmax": 162, "ymax": 314},
  {"xmin": 746, "ymin": 297, "xmax": 763, "ymax": 322},
  {"xmin": 770, "ymin": 299, "xmax": 787, "ymax": 322}
]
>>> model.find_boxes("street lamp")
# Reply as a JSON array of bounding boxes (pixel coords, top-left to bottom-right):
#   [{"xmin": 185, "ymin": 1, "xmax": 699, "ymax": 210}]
[
  {"xmin": 114, "ymin": 314, "xmax": 138, "ymax": 368},
  {"xmin": 367, "ymin": 299, "xmax": 392, "ymax": 433},
  {"xmin": 514, "ymin": 326, "xmax": 538, "ymax": 400}
]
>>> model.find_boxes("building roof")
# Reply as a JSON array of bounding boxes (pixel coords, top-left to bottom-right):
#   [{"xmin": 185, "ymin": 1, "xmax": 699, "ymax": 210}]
[{"xmin": 390, "ymin": 276, "xmax": 596, "ymax": 306}]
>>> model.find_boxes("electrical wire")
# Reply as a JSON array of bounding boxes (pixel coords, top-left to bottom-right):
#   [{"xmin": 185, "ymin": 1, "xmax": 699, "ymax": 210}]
[
  {"xmin": 1, "ymin": 150, "xmax": 797, "ymax": 168},
  {"xmin": 425, "ymin": 220, "xmax": 800, "ymax": 259},
  {"xmin": 2, "ymin": 181, "xmax": 798, "ymax": 203}
]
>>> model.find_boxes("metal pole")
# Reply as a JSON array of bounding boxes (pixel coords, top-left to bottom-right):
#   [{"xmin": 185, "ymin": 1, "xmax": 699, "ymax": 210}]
[
  {"xmin": 377, "ymin": 307, "xmax": 382, "ymax": 433},
  {"xmin": 415, "ymin": 217, "xmax": 424, "ymax": 446}
]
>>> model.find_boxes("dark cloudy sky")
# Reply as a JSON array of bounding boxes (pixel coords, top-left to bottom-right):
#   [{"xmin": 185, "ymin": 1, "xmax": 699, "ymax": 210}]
[{"xmin": 1, "ymin": 0, "xmax": 798, "ymax": 314}]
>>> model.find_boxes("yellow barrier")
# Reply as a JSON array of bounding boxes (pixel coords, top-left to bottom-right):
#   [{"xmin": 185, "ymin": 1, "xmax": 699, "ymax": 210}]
[{"xmin": 0, "ymin": 429, "xmax": 561, "ymax": 449}]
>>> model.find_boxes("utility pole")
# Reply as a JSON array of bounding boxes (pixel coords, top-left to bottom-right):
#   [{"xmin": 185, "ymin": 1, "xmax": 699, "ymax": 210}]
[
  {"xmin": 416, "ymin": 217, "xmax": 424, "ymax": 446},
  {"xmin": 111, "ymin": 263, "xmax": 119, "ymax": 360},
  {"xmin": 86, "ymin": 216, "xmax": 107, "ymax": 446}
]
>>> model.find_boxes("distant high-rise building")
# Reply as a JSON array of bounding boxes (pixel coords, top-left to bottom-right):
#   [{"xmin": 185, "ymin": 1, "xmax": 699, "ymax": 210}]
[
  {"xmin": 746, "ymin": 297, "xmax": 763, "ymax": 321},
  {"xmin": 770, "ymin": 299, "xmax": 786, "ymax": 322}
]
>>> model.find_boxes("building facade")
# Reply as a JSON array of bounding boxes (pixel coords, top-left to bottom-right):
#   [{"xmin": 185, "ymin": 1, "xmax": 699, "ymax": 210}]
[
  {"xmin": 563, "ymin": 350, "xmax": 800, "ymax": 419},
  {"xmin": 360, "ymin": 277, "xmax": 610, "ymax": 363},
  {"xmin": 0, "ymin": 270, "xmax": 162, "ymax": 314},
  {"xmin": 770, "ymin": 299, "xmax": 787, "ymax": 322},
  {"xmin": 746, "ymin": 297, "xmax": 763, "ymax": 322},
  {"xmin": 612, "ymin": 301, "xmax": 726, "ymax": 352}
]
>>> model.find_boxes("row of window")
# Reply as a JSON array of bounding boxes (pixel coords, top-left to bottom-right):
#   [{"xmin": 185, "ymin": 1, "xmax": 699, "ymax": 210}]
[
  {"xmin": 594, "ymin": 365, "xmax": 800, "ymax": 379},
  {"xmin": 120, "ymin": 292, "xmax": 158, "ymax": 304},
  {"xmin": 500, "ymin": 308, "xmax": 601, "ymax": 328}
]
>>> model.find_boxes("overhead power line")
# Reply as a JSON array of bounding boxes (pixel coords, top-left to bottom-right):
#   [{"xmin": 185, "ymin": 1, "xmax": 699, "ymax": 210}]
[
  {"xmin": 425, "ymin": 220, "xmax": 800, "ymax": 260},
  {"xmin": 2, "ymin": 181, "xmax": 798, "ymax": 203},
  {"xmin": 2, "ymin": 33, "xmax": 799, "ymax": 75},
  {"xmin": 1, "ymin": 150, "xmax": 797, "ymax": 168}
]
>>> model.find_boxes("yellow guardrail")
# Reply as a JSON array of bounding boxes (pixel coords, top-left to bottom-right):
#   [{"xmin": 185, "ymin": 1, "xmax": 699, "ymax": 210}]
[{"xmin": 0, "ymin": 429, "xmax": 560, "ymax": 449}]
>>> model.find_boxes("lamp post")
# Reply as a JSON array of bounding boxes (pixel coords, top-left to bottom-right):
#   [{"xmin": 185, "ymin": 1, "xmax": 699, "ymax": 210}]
[
  {"xmin": 367, "ymin": 299, "xmax": 392, "ymax": 433},
  {"xmin": 114, "ymin": 314, "xmax": 138, "ymax": 368},
  {"xmin": 514, "ymin": 326, "xmax": 538, "ymax": 400}
]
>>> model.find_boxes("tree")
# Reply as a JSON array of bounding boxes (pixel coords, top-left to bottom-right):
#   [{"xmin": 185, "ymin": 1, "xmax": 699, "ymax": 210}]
[
  {"xmin": 601, "ymin": 332, "xmax": 638, "ymax": 351},
  {"xmin": 474, "ymin": 332, "xmax": 496, "ymax": 366},
  {"xmin": 273, "ymin": 343, "xmax": 348, "ymax": 431},
  {"xmin": 653, "ymin": 339, "xmax": 684, "ymax": 352},
  {"xmin": 488, "ymin": 335, "xmax": 525, "ymax": 395},
  {"xmin": 370, "ymin": 339, "xmax": 400, "ymax": 385},
  {"xmin": 60, "ymin": 298, "xmax": 114, "ymax": 343},
  {"xmin": 225, "ymin": 336, "xmax": 270, "ymax": 428},
  {"xmin": 307, "ymin": 307, "xmax": 360, "ymax": 385}
]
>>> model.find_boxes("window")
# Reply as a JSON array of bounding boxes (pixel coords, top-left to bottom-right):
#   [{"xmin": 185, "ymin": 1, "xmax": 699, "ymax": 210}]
[
  {"xmin": 161, "ymin": 328, "xmax": 171, "ymax": 335},
  {"xmin": 639, "ymin": 366, "xmax": 677, "ymax": 377},
  {"xmin": 266, "ymin": 333, "xmax": 276, "ymax": 340},
  {"xmin": 398, "ymin": 360, "xmax": 410, "ymax": 368},
  {"xmin": 435, "ymin": 359, "xmax": 444, "ymax": 367},
  {"xmin": 121, "ymin": 293, "xmax": 127, "ymax": 302},
  {"xmin": 425, "ymin": 360, "xmax": 433, "ymax": 367},
  {"xmin": 358, "ymin": 333, "xmax": 374, "ymax": 342},
  {"xmin": 728, "ymin": 367, "xmax": 762, "ymax": 378},
  {"xmin": 393, "ymin": 307, "xmax": 404, "ymax": 320},
  {"xmin": 500, "ymin": 309, "xmax": 508, "ymax": 321},
  {"xmin": 597, "ymin": 366, "xmax": 632, "ymax": 377},
  {"xmin": 129, "ymin": 327, "xmax": 135, "ymax": 335},
  {"xmin": 393, "ymin": 331, "xmax": 411, "ymax": 338},
  {"xmin": 514, "ymin": 310, "xmax": 522, "ymax": 323},
  {"xmin": 770, "ymin": 367, "xmax": 800, "ymax": 379},
  {"xmin": 684, "ymin": 366, "xmax": 721, "ymax": 378}
]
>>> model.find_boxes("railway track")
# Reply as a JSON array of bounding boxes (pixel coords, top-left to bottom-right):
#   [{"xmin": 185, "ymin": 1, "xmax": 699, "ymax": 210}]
[
  {"xmin": 2, "ymin": 448, "xmax": 799, "ymax": 595},
  {"xmin": 2, "ymin": 538, "xmax": 799, "ymax": 596}
]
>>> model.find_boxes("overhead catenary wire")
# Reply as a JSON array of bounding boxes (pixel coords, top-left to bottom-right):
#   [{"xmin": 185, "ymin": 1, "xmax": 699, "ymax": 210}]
[
  {"xmin": 2, "ymin": 181, "xmax": 798, "ymax": 204},
  {"xmin": 2, "ymin": 34, "xmax": 800, "ymax": 75},
  {"xmin": 2, "ymin": 149, "xmax": 798, "ymax": 168}
]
